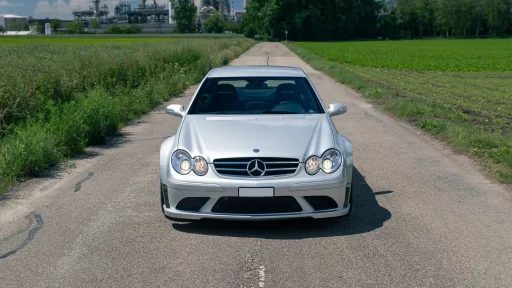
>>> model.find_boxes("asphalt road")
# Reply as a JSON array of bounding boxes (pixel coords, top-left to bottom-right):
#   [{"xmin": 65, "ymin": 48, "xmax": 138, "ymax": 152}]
[{"xmin": 1, "ymin": 43, "xmax": 511, "ymax": 288}]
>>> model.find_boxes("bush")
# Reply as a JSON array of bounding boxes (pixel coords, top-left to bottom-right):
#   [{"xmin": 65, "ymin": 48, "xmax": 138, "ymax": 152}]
[
  {"xmin": 0, "ymin": 123, "xmax": 61, "ymax": 192},
  {"xmin": 0, "ymin": 38, "xmax": 256, "ymax": 194},
  {"xmin": 103, "ymin": 25, "xmax": 142, "ymax": 34},
  {"xmin": 203, "ymin": 13, "xmax": 225, "ymax": 33}
]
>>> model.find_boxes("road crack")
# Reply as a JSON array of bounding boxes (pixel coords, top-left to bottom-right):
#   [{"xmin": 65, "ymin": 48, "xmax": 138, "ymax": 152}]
[
  {"xmin": 74, "ymin": 172, "xmax": 94, "ymax": 192},
  {"xmin": 0, "ymin": 212, "xmax": 44, "ymax": 259}
]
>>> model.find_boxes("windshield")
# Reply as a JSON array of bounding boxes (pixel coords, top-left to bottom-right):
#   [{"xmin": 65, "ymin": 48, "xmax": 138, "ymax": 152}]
[{"xmin": 188, "ymin": 77, "xmax": 325, "ymax": 115}]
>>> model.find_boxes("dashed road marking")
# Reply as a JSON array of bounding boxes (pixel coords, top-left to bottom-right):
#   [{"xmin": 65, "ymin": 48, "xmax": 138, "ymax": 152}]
[{"xmin": 258, "ymin": 265, "xmax": 266, "ymax": 287}]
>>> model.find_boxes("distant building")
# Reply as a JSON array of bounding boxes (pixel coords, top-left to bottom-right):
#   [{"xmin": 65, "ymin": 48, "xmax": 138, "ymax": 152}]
[
  {"xmin": 0, "ymin": 14, "xmax": 29, "ymax": 31},
  {"xmin": 234, "ymin": 11, "xmax": 245, "ymax": 22}
]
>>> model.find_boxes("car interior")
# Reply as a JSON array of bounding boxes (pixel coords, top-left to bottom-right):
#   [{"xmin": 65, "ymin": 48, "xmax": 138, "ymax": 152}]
[{"xmin": 189, "ymin": 77, "xmax": 324, "ymax": 114}]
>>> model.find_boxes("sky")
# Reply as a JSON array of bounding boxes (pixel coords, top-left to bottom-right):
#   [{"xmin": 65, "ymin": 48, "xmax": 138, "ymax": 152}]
[{"xmin": 0, "ymin": 0, "xmax": 245, "ymax": 20}]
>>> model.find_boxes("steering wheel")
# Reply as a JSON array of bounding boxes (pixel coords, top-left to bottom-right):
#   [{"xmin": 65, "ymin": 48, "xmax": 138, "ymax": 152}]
[{"xmin": 272, "ymin": 101, "xmax": 305, "ymax": 113}]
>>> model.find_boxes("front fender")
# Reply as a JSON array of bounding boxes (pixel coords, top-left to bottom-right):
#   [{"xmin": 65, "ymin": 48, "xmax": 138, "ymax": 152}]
[
  {"xmin": 160, "ymin": 136, "xmax": 176, "ymax": 180},
  {"xmin": 337, "ymin": 134, "xmax": 353, "ymax": 182}
]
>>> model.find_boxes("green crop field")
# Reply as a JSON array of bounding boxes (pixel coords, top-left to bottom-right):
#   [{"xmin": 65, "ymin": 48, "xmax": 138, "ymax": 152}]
[
  {"xmin": 296, "ymin": 40, "xmax": 512, "ymax": 72},
  {"xmin": 0, "ymin": 33, "xmax": 244, "ymax": 45},
  {"xmin": 0, "ymin": 37, "xmax": 178, "ymax": 45},
  {"xmin": 287, "ymin": 39, "xmax": 512, "ymax": 184},
  {"xmin": 0, "ymin": 36, "xmax": 255, "ymax": 194}
]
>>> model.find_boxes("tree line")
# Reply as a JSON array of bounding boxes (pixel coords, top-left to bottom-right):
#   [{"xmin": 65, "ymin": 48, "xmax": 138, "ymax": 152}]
[{"xmin": 240, "ymin": 0, "xmax": 512, "ymax": 41}]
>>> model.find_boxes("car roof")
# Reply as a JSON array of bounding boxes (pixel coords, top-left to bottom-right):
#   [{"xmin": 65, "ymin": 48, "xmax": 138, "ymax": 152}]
[{"xmin": 207, "ymin": 66, "xmax": 307, "ymax": 78}]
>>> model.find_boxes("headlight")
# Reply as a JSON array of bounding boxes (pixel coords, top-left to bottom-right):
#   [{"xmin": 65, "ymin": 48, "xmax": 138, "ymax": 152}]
[
  {"xmin": 192, "ymin": 156, "xmax": 208, "ymax": 176},
  {"xmin": 321, "ymin": 149, "xmax": 342, "ymax": 174},
  {"xmin": 171, "ymin": 150, "xmax": 192, "ymax": 175},
  {"xmin": 305, "ymin": 149, "xmax": 343, "ymax": 175},
  {"xmin": 171, "ymin": 150, "xmax": 208, "ymax": 176},
  {"xmin": 305, "ymin": 156, "xmax": 321, "ymax": 175}
]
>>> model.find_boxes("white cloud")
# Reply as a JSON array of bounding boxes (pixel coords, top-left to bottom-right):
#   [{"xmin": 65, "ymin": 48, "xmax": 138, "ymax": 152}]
[
  {"xmin": 34, "ymin": 0, "xmax": 170, "ymax": 19},
  {"xmin": 0, "ymin": 0, "xmax": 22, "ymax": 7},
  {"xmin": 34, "ymin": 0, "xmax": 74, "ymax": 19}
]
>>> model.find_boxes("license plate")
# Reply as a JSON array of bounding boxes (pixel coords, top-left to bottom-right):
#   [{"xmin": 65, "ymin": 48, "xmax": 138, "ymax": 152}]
[{"xmin": 238, "ymin": 188, "xmax": 274, "ymax": 197}]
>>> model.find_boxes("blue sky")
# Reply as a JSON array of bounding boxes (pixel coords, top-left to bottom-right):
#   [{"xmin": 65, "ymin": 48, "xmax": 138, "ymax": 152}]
[{"xmin": 0, "ymin": 0, "xmax": 245, "ymax": 20}]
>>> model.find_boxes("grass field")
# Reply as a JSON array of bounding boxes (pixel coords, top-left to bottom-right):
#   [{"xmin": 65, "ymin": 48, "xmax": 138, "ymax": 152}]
[
  {"xmin": 0, "ymin": 36, "xmax": 255, "ymax": 194},
  {"xmin": 296, "ymin": 40, "xmax": 512, "ymax": 71},
  {"xmin": 0, "ymin": 33, "xmax": 244, "ymax": 45},
  {"xmin": 286, "ymin": 39, "xmax": 512, "ymax": 184},
  {"xmin": 0, "ymin": 37, "xmax": 178, "ymax": 45}
]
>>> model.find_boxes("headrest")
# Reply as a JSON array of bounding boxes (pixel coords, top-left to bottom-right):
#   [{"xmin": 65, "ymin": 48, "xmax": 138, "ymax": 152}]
[
  {"xmin": 214, "ymin": 84, "xmax": 237, "ymax": 96},
  {"xmin": 275, "ymin": 83, "xmax": 297, "ymax": 94},
  {"xmin": 275, "ymin": 83, "xmax": 301, "ymax": 103}
]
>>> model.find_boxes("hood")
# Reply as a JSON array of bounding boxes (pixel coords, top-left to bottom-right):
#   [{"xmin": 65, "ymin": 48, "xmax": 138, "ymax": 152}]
[{"xmin": 177, "ymin": 115, "xmax": 335, "ymax": 163}]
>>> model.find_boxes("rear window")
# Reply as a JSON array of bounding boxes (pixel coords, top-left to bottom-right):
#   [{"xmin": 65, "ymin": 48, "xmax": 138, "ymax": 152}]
[{"xmin": 188, "ymin": 77, "xmax": 324, "ymax": 115}]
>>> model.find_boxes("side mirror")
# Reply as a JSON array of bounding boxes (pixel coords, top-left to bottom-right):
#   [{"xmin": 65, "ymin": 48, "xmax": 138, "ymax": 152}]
[
  {"xmin": 165, "ymin": 104, "xmax": 185, "ymax": 118},
  {"xmin": 327, "ymin": 103, "xmax": 347, "ymax": 117}
]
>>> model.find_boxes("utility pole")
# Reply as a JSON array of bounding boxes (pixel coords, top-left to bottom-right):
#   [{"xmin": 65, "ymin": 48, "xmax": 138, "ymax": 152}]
[{"xmin": 285, "ymin": 30, "xmax": 288, "ymax": 41}]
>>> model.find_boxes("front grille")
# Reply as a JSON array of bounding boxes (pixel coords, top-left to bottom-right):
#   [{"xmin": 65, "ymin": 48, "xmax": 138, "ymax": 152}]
[
  {"xmin": 211, "ymin": 197, "xmax": 303, "ymax": 214},
  {"xmin": 213, "ymin": 157, "xmax": 300, "ymax": 177}
]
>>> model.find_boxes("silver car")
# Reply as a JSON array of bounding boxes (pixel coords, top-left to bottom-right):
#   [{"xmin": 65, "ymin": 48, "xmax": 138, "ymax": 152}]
[{"xmin": 159, "ymin": 66, "xmax": 354, "ymax": 221}]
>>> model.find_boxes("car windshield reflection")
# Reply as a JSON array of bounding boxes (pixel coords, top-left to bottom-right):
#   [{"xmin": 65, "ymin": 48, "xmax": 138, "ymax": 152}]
[{"xmin": 188, "ymin": 77, "xmax": 324, "ymax": 115}]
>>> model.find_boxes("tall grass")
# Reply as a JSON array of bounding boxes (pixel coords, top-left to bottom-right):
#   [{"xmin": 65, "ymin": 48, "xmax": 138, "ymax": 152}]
[{"xmin": 0, "ymin": 38, "xmax": 255, "ymax": 193}]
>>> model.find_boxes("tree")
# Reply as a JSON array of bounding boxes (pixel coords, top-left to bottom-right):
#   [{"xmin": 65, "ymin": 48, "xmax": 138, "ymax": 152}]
[
  {"xmin": 203, "ymin": 13, "xmax": 226, "ymax": 33},
  {"xmin": 10, "ymin": 20, "xmax": 23, "ymax": 32},
  {"xmin": 225, "ymin": 22, "xmax": 240, "ymax": 34},
  {"xmin": 90, "ymin": 19, "xmax": 100, "ymax": 33},
  {"xmin": 485, "ymin": 0, "xmax": 511, "ymax": 36},
  {"xmin": 196, "ymin": 17, "xmax": 202, "ymax": 33},
  {"xmin": 171, "ymin": 0, "xmax": 197, "ymax": 33},
  {"xmin": 241, "ymin": 0, "xmax": 264, "ymax": 38},
  {"xmin": 0, "ymin": 25, "xmax": 4, "ymax": 33},
  {"xmin": 241, "ymin": 0, "xmax": 512, "ymax": 40},
  {"xmin": 32, "ymin": 21, "xmax": 42, "ymax": 33},
  {"xmin": 67, "ymin": 21, "xmax": 84, "ymax": 34},
  {"xmin": 50, "ymin": 19, "xmax": 61, "ymax": 32}
]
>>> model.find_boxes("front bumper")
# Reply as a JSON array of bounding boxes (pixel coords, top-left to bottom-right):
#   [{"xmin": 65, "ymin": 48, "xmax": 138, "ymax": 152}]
[
  {"xmin": 163, "ymin": 206, "xmax": 351, "ymax": 221},
  {"xmin": 161, "ymin": 165, "xmax": 352, "ymax": 221}
]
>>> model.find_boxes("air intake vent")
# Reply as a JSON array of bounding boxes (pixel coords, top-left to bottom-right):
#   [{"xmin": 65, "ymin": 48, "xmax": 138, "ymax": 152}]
[
  {"xmin": 213, "ymin": 157, "xmax": 300, "ymax": 177},
  {"xmin": 211, "ymin": 197, "xmax": 303, "ymax": 214}
]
